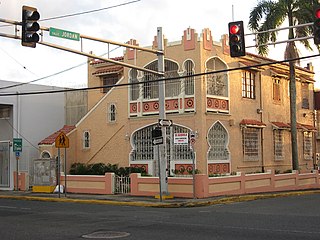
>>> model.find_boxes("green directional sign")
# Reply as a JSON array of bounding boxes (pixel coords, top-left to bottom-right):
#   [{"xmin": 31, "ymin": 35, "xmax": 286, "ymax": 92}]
[
  {"xmin": 49, "ymin": 27, "xmax": 80, "ymax": 41},
  {"xmin": 13, "ymin": 138, "xmax": 22, "ymax": 152}
]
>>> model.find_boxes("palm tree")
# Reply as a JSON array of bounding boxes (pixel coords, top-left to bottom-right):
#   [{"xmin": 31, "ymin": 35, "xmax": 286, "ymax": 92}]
[{"xmin": 248, "ymin": 0, "xmax": 318, "ymax": 170}]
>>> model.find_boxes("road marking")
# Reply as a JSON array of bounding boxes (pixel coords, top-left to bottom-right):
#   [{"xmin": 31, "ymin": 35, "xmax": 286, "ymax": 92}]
[{"xmin": 0, "ymin": 205, "xmax": 17, "ymax": 209}]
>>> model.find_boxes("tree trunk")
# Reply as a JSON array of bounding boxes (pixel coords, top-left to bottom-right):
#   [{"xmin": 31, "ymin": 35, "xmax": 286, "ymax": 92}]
[
  {"xmin": 287, "ymin": 1, "xmax": 299, "ymax": 170},
  {"xmin": 289, "ymin": 61, "xmax": 299, "ymax": 170}
]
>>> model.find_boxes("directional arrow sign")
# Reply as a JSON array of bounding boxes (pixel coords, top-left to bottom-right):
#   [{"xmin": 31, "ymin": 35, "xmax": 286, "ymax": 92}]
[
  {"xmin": 152, "ymin": 137, "xmax": 163, "ymax": 145},
  {"xmin": 158, "ymin": 119, "xmax": 173, "ymax": 127}
]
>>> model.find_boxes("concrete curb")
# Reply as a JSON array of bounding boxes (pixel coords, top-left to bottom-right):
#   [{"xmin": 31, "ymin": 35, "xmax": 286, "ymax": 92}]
[{"xmin": 0, "ymin": 190, "xmax": 319, "ymax": 208}]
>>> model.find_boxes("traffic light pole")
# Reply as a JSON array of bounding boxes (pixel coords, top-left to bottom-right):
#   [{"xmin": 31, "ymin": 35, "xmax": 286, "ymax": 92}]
[{"xmin": 157, "ymin": 27, "xmax": 169, "ymax": 199}]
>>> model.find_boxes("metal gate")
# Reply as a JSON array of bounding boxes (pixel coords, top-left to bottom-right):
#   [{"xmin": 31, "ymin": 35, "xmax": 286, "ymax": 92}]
[
  {"xmin": 0, "ymin": 141, "xmax": 10, "ymax": 188},
  {"xmin": 114, "ymin": 175, "xmax": 130, "ymax": 194}
]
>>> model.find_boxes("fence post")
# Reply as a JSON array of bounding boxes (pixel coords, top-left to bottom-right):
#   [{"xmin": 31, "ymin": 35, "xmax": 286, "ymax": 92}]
[
  {"xmin": 194, "ymin": 174, "xmax": 208, "ymax": 198},
  {"xmin": 105, "ymin": 172, "xmax": 115, "ymax": 194}
]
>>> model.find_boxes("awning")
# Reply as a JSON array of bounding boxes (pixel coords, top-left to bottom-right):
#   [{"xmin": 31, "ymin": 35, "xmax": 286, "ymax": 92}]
[
  {"xmin": 300, "ymin": 123, "xmax": 317, "ymax": 132},
  {"xmin": 271, "ymin": 121, "xmax": 290, "ymax": 130},
  {"xmin": 240, "ymin": 119, "xmax": 266, "ymax": 128},
  {"xmin": 92, "ymin": 66, "xmax": 123, "ymax": 76}
]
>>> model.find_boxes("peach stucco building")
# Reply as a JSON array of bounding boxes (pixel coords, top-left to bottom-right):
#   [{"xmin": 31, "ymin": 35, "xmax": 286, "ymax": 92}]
[{"xmin": 39, "ymin": 27, "xmax": 316, "ymax": 176}]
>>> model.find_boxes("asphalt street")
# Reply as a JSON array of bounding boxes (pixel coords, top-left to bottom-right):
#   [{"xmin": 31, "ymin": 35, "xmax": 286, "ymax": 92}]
[{"xmin": 0, "ymin": 194, "xmax": 320, "ymax": 240}]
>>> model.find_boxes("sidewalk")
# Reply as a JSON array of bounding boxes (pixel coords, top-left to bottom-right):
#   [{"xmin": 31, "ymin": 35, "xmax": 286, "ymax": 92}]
[{"xmin": 0, "ymin": 189, "xmax": 319, "ymax": 208}]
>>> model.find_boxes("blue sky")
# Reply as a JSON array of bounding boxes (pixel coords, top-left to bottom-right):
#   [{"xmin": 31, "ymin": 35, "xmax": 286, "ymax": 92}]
[{"xmin": 0, "ymin": 0, "xmax": 319, "ymax": 89}]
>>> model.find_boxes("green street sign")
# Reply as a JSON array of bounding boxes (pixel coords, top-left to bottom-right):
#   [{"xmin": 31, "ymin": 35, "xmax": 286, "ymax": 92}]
[
  {"xmin": 49, "ymin": 27, "xmax": 80, "ymax": 41},
  {"xmin": 13, "ymin": 138, "xmax": 22, "ymax": 152}
]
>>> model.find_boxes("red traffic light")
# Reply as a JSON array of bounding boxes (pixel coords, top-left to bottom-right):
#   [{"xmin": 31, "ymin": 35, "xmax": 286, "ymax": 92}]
[
  {"xmin": 228, "ymin": 21, "xmax": 246, "ymax": 57},
  {"xmin": 315, "ymin": 8, "xmax": 320, "ymax": 19},
  {"xmin": 229, "ymin": 24, "xmax": 240, "ymax": 35},
  {"xmin": 314, "ymin": 6, "xmax": 320, "ymax": 45}
]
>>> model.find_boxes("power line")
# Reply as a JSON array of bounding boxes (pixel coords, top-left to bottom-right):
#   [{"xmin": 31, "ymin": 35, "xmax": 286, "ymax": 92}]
[
  {"xmin": 0, "ymin": 53, "xmax": 319, "ymax": 97},
  {"xmin": 0, "ymin": 46, "xmax": 122, "ymax": 90},
  {"xmin": 5, "ymin": 119, "xmax": 40, "ymax": 150},
  {"xmin": 0, "ymin": 0, "xmax": 141, "ymax": 28},
  {"xmin": 41, "ymin": 0, "xmax": 141, "ymax": 22},
  {"xmin": 0, "ymin": 45, "xmax": 38, "ymax": 76}
]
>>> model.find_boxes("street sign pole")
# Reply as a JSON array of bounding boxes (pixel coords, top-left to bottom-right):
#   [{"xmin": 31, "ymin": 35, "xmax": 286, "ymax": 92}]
[
  {"xmin": 64, "ymin": 147, "xmax": 67, "ymax": 197},
  {"xmin": 16, "ymin": 154, "xmax": 19, "ymax": 191},
  {"xmin": 58, "ymin": 148, "xmax": 60, "ymax": 198},
  {"xmin": 157, "ymin": 27, "xmax": 168, "ymax": 198},
  {"xmin": 13, "ymin": 138, "xmax": 22, "ymax": 191},
  {"xmin": 190, "ymin": 132, "xmax": 196, "ymax": 199}
]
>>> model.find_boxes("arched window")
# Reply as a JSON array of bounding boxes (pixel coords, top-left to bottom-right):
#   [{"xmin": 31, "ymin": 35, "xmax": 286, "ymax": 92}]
[
  {"xmin": 207, "ymin": 121, "xmax": 230, "ymax": 161},
  {"xmin": 164, "ymin": 60, "xmax": 180, "ymax": 97},
  {"xmin": 206, "ymin": 58, "xmax": 228, "ymax": 97},
  {"xmin": 183, "ymin": 60, "xmax": 195, "ymax": 95},
  {"xmin": 41, "ymin": 151, "xmax": 51, "ymax": 159},
  {"xmin": 108, "ymin": 103, "xmax": 116, "ymax": 122},
  {"xmin": 83, "ymin": 131, "xmax": 90, "ymax": 149},
  {"xmin": 130, "ymin": 124, "xmax": 193, "ymax": 161},
  {"xmin": 142, "ymin": 59, "xmax": 180, "ymax": 99},
  {"xmin": 143, "ymin": 62, "xmax": 159, "ymax": 99},
  {"xmin": 129, "ymin": 69, "xmax": 139, "ymax": 101}
]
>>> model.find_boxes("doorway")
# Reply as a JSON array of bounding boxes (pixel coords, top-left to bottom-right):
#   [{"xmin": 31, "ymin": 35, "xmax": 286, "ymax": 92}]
[{"xmin": 0, "ymin": 141, "xmax": 10, "ymax": 187}]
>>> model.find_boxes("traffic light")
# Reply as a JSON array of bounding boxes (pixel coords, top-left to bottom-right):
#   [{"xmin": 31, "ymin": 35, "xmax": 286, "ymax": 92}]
[
  {"xmin": 21, "ymin": 6, "xmax": 40, "ymax": 48},
  {"xmin": 314, "ymin": 6, "xmax": 320, "ymax": 45},
  {"xmin": 228, "ymin": 21, "xmax": 246, "ymax": 57}
]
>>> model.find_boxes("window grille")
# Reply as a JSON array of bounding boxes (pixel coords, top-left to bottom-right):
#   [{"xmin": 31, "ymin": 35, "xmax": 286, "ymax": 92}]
[
  {"xmin": 242, "ymin": 71, "xmax": 255, "ymax": 99},
  {"xmin": 108, "ymin": 103, "xmax": 116, "ymax": 122},
  {"xmin": 304, "ymin": 131, "xmax": 312, "ymax": 160},
  {"xmin": 164, "ymin": 61, "xmax": 180, "ymax": 97},
  {"xmin": 130, "ymin": 124, "xmax": 193, "ymax": 161},
  {"xmin": 131, "ymin": 126, "xmax": 154, "ymax": 161},
  {"xmin": 101, "ymin": 74, "xmax": 119, "ymax": 94},
  {"xmin": 242, "ymin": 127, "xmax": 260, "ymax": 161},
  {"xmin": 184, "ymin": 60, "xmax": 195, "ymax": 95},
  {"xmin": 168, "ymin": 125, "xmax": 193, "ymax": 160},
  {"xmin": 143, "ymin": 62, "xmax": 159, "ymax": 99},
  {"xmin": 274, "ymin": 129, "xmax": 284, "ymax": 161},
  {"xmin": 207, "ymin": 122, "xmax": 230, "ymax": 161},
  {"xmin": 206, "ymin": 58, "xmax": 228, "ymax": 97},
  {"xmin": 83, "ymin": 131, "xmax": 90, "ymax": 149},
  {"xmin": 129, "ymin": 69, "xmax": 139, "ymax": 101}
]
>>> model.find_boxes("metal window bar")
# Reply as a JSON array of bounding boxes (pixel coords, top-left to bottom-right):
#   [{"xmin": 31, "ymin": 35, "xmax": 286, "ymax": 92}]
[
  {"xmin": 274, "ymin": 130, "xmax": 284, "ymax": 161},
  {"xmin": 130, "ymin": 124, "xmax": 193, "ymax": 162},
  {"xmin": 243, "ymin": 128, "xmax": 260, "ymax": 161},
  {"xmin": 304, "ymin": 132, "xmax": 313, "ymax": 160},
  {"xmin": 130, "ymin": 69, "xmax": 139, "ymax": 101},
  {"xmin": 184, "ymin": 60, "xmax": 195, "ymax": 95},
  {"xmin": 164, "ymin": 61, "xmax": 180, "ymax": 97},
  {"xmin": 143, "ymin": 61, "xmax": 159, "ymax": 99},
  {"xmin": 208, "ymin": 122, "xmax": 230, "ymax": 161}
]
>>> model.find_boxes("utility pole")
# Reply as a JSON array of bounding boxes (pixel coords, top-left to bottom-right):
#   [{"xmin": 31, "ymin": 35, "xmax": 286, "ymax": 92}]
[{"xmin": 157, "ymin": 27, "xmax": 168, "ymax": 197}]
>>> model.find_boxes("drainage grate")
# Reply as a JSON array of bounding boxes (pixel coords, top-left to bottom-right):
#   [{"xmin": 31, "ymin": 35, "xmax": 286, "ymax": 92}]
[{"xmin": 82, "ymin": 230, "xmax": 130, "ymax": 239}]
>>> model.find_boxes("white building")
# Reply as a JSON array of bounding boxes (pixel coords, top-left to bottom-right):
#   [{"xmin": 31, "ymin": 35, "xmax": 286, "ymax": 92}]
[{"xmin": 0, "ymin": 80, "xmax": 65, "ymax": 190}]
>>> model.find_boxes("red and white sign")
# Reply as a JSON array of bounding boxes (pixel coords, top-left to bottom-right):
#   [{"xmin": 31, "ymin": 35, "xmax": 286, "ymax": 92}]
[{"xmin": 174, "ymin": 133, "xmax": 188, "ymax": 145}]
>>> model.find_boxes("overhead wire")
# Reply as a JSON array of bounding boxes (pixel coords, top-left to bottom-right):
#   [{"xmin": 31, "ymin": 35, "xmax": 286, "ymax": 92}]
[
  {"xmin": 0, "ymin": 0, "xmax": 141, "ymax": 27},
  {"xmin": 0, "ymin": 0, "xmax": 139, "ymax": 88},
  {"xmin": 0, "ymin": 45, "xmax": 122, "ymax": 90},
  {"xmin": 5, "ymin": 119, "xmax": 40, "ymax": 150},
  {"xmin": 0, "ymin": 53, "xmax": 319, "ymax": 97},
  {"xmin": 40, "ymin": 0, "xmax": 141, "ymax": 22}
]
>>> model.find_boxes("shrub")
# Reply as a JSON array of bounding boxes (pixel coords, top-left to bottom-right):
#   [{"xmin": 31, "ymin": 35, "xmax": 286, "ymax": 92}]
[
  {"xmin": 69, "ymin": 162, "xmax": 146, "ymax": 176},
  {"xmin": 69, "ymin": 163, "xmax": 88, "ymax": 175}
]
